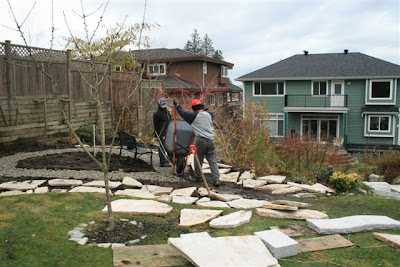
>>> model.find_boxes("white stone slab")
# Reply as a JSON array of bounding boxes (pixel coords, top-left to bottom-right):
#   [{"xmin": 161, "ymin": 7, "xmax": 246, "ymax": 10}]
[
  {"xmin": 103, "ymin": 199, "xmax": 173, "ymax": 215},
  {"xmin": 196, "ymin": 197, "xmax": 211, "ymax": 204},
  {"xmin": 257, "ymin": 208, "xmax": 328, "ymax": 220},
  {"xmin": 242, "ymin": 179, "xmax": 268, "ymax": 189},
  {"xmin": 217, "ymin": 163, "xmax": 232, "ymax": 168},
  {"xmin": 307, "ymin": 215, "xmax": 400, "ymax": 234},
  {"xmin": 172, "ymin": 196, "xmax": 199, "ymax": 205},
  {"xmin": 210, "ymin": 192, "xmax": 242, "ymax": 202},
  {"xmin": 51, "ymin": 189, "xmax": 67, "ymax": 193},
  {"xmin": 263, "ymin": 203, "xmax": 298, "ymax": 211},
  {"xmin": 152, "ymin": 187, "xmax": 174, "ymax": 196},
  {"xmin": 203, "ymin": 168, "xmax": 231, "ymax": 175},
  {"xmin": 219, "ymin": 172, "xmax": 240, "ymax": 183},
  {"xmin": 122, "ymin": 177, "xmax": 143, "ymax": 188},
  {"xmin": 83, "ymin": 181, "xmax": 122, "ymax": 189},
  {"xmin": 168, "ymin": 235, "xmax": 278, "ymax": 267},
  {"xmin": 197, "ymin": 201, "xmax": 230, "ymax": 208},
  {"xmin": 180, "ymin": 232, "xmax": 211, "ymax": 238},
  {"xmin": 141, "ymin": 185, "xmax": 161, "ymax": 193},
  {"xmin": 272, "ymin": 200, "xmax": 311, "ymax": 208},
  {"xmin": 210, "ymin": 210, "xmax": 252, "ymax": 228},
  {"xmin": 390, "ymin": 185, "xmax": 400, "ymax": 193},
  {"xmin": 179, "ymin": 209, "xmax": 223, "ymax": 227},
  {"xmin": 373, "ymin": 232, "xmax": 400, "ymax": 249},
  {"xmin": 198, "ymin": 187, "xmax": 211, "ymax": 197},
  {"xmin": 363, "ymin": 182, "xmax": 392, "ymax": 192},
  {"xmin": 256, "ymin": 184, "xmax": 292, "ymax": 191},
  {"xmin": 310, "ymin": 183, "xmax": 335, "ymax": 193},
  {"xmin": 48, "ymin": 179, "xmax": 83, "ymax": 187},
  {"xmin": 258, "ymin": 175, "xmax": 286, "ymax": 184},
  {"xmin": 0, "ymin": 190, "xmax": 25, "ymax": 197},
  {"xmin": 239, "ymin": 171, "xmax": 255, "ymax": 181},
  {"xmin": 272, "ymin": 186, "xmax": 304, "ymax": 195},
  {"xmin": 228, "ymin": 198, "xmax": 271, "ymax": 209},
  {"xmin": 255, "ymin": 229, "xmax": 299, "ymax": 259},
  {"xmin": 293, "ymin": 193, "xmax": 317, "ymax": 198},
  {"xmin": 0, "ymin": 180, "xmax": 47, "ymax": 191},
  {"xmin": 170, "ymin": 187, "xmax": 197, "ymax": 197},
  {"xmin": 155, "ymin": 195, "xmax": 172, "ymax": 202},
  {"xmin": 68, "ymin": 186, "xmax": 107, "ymax": 193},
  {"xmin": 287, "ymin": 182, "xmax": 325, "ymax": 193},
  {"xmin": 114, "ymin": 189, "xmax": 155, "ymax": 199},
  {"xmin": 34, "ymin": 186, "xmax": 49, "ymax": 194}
]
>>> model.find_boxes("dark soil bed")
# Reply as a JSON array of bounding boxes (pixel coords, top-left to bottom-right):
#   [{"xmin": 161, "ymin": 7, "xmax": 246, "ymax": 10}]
[{"xmin": 17, "ymin": 152, "xmax": 154, "ymax": 172}]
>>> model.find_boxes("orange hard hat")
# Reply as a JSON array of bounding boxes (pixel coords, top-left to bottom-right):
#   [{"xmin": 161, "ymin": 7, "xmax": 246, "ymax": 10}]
[{"xmin": 191, "ymin": 99, "xmax": 202, "ymax": 106}]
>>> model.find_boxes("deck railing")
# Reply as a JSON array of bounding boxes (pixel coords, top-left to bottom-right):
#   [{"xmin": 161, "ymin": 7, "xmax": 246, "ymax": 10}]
[{"xmin": 284, "ymin": 95, "xmax": 347, "ymax": 108}]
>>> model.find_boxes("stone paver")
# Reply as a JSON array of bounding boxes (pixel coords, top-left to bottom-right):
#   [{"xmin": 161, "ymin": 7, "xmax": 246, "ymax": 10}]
[
  {"xmin": 255, "ymin": 229, "xmax": 299, "ymax": 259},
  {"xmin": 219, "ymin": 172, "xmax": 240, "ymax": 183},
  {"xmin": 263, "ymin": 203, "xmax": 298, "ymax": 211},
  {"xmin": 210, "ymin": 192, "xmax": 242, "ymax": 202},
  {"xmin": 239, "ymin": 171, "xmax": 255, "ymax": 181},
  {"xmin": 172, "ymin": 196, "xmax": 199, "ymax": 205},
  {"xmin": 170, "ymin": 187, "xmax": 197, "ymax": 197},
  {"xmin": 307, "ymin": 215, "xmax": 400, "ymax": 234},
  {"xmin": 373, "ymin": 232, "xmax": 400, "ymax": 249},
  {"xmin": 152, "ymin": 187, "xmax": 174, "ymax": 196},
  {"xmin": 256, "ymin": 184, "xmax": 292, "ymax": 192},
  {"xmin": 51, "ymin": 189, "xmax": 67, "ymax": 193},
  {"xmin": 287, "ymin": 182, "xmax": 325, "ymax": 193},
  {"xmin": 310, "ymin": 183, "xmax": 335, "ymax": 193},
  {"xmin": 298, "ymin": 234, "xmax": 354, "ymax": 253},
  {"xmin": 203, "ymin": 168, "xmax": 231, "ymax": 175},
  {"xmin": 196, "ymin": 197, "xmax": 211, "ymax": 203},
  {"xmin": 103, "ymin": 199, "xmax": 173, "ymax": 215},
  {"xmin": 0, "ymin": 190, "xmax": 25, "ymax": 197},
  {"xmin": 69, "ymin": 186, "xmax": 107, "ymax": 193},
  {"xmin": 48, "ymin": 179, "xmax": 83, "ymax": 187},
  {"xmin": 180, "ymin": 232, "xmax": 211, "ymax": 238},
  {"xmin": 271, "ymin": 186, "xmax": 304, "ymax": 195},
  {"xmin": 257, "ymin": 175, "xmax": 286, "ymax": 184},
  {"xmin": 228, "ymin": 198, "xmax": 270, "ymax": 209},
  {"xmin": 179, "ymin": 209, "xmax": 223, "ymax": 227},
  {"xmin": 114, "ymin": 189, "xmax": 155, "ymax": 199},
  {"xmin": 210, "ymin": 210, "xmax": 252, "ymax": 228},
  {"xmin": 155, "ymin": 195, "xmax": 172, "ymax": 202},
  {"xmin": 257, "ymin": 208, "xmax": 328, "ymax": 220},
  {"xmin": 293, "ymin": 193, "xmax": 316, "ymax": 198},
  {"xmin": 122, "ymin": 177, "xmax": 143, "ymax": 188},
  {"xmin": 197, "ymin": 201, "xmax": 230, "ymax": 208},
  {"xmin": 83, "ymin": 181, "xmax": 121, "ymax": 189},
  {"xmin": 270, "ymin": 225, "xmax": 317, "ymax": 237},
  {"xmin": 34, "ymin": 186, "xmax": 49, "ymax": 194},
  {"xmin": 0, "ymin": 180, "xmax": 47, "ymax": 191},
  {"xmin": 168, "ymin": 235, "xmax": 278, "ymax": 267},
  {"xmin": 141, "ymin": 185, "xmax": 161, "ymax": 193},
  {"xmin": 198, "ymin": 187, "xmax": 212, "ymax": 197},
  {"xmin": 271, "ymin": 200, "xmax": 311, "ymax": 208},
  {"xmin": 242, "ymin": 179, "xmax": 268, "ymax": 189}
]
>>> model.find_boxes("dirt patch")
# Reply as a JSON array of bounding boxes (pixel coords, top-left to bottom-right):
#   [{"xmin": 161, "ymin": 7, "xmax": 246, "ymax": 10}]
[{"xmin": 17, "ymin": 152, "xmax": 154, "ymax": 172}]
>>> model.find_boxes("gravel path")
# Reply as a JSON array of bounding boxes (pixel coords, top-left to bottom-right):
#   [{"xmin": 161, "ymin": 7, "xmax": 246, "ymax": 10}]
[{"xmin": 0, "ymin": 148, "xmax": 187, "ymax": 183}]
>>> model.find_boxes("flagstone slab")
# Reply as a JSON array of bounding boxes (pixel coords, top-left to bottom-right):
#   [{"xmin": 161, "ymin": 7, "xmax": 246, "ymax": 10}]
[
  {"xmin": 121, "ymin": 177, "xmax": 143, "ymax": 188},
  {"xmin": 0, "ymin": 190, "xmax": 25, "ymax": 197},
  {"xmin": 153, "ymin": 187, "xmax": 174, "ymax": 196},
  {"xmin": 257, "ymin": 208, "xmax": 328, "ymax": 220},
  {"xmin": 196, "ymin": 197, "xmax": 211, "ymax": 204},
  {"xmin": 217, "ymin": 163, "xmax": 232, "ymax": 168},
  {"xmin": 257, "ymin": 175, "xmax": 286, "ymax": 184},
  {"xmin": 141, "ymin": 185, "xmax": 161, "ymax": 193},
  {"xmin": 255, "ymin": 229, "xmax": 299, "ymax": 259},
  {"xmin": 373, "ymin": 233, "xmax": 400, "ymax": 249},
  {"xmin": 113, "ymin": 244, "xmax": 190, "ymax": 267},
  {"xmin": 219, "ymin": 172, "xmax": 240, "ymax": 183},
  {"xmin": 83, "ymin": 181, "xmax": 121, "ymax": 189},
  {"xmin": 0, "ymin": 180, "xmax": 47, "ymax": 191},
  {"xmin": 287, "ymin": 182, "xmax": 324, "ymax": 193},
  {"xmin": 228, "ymin": 198, "xmax": 271, "ymax": 209},
  {"xmin": 242, "ymin": 179, "xmax": 268, "ymax": 189},
  {"xmin": 198, "ymin": 187, "xmax": 212, "ymax": 197},
  {"xmin": 270, "ymin": 225, "xmax": 317, "ymax": 237},
  {"xmin": 179, "ymin": 209, "xmax": 223, "ymax": 227},
  {"xmin": 310, "ymin": 183, "xmax": 335, "ymax": 193},
  {"xmin": 172, "ymin": 196, "xmax": 199, "ymax": 205},
  {"xmin": 272, "ymin": 200, "xmax": 312, "ymax": 208},
  {"xmin": 298, "ymin": 234, "xmax": 354, "ymax": 253},
  {"xmin": 307, "ymin": 215, "xmax": 400, "ymax": 234},
  {"xmin": 203, "ymin": 168, "xmax": 231, "ymax": 174},
  {"xmin": 170, "ymin": 187, "xmax": 197, "ymax": 197},
  {"xmin": 114, "ymin": 189, "xmax": 155, "ymax": 199},
  {"xmin": 239, "ymin": 171, "xmax": 255, "ymax": 181},
  {"xmin": 363, "ymin": 182, "xmax": 392, "ymax": 192},
  {"xmin": 390, "ymin": 185, "xmax": 400, "ymax": 193},
  {"xmin": 256, "ymin": 184, "xmax": 292, "ymax": 192},
  {"xmin": 210, "ymin": 210, "xmax": 252, "ymax": 228},
  {"xmin": 103, "ymin": 199, "xmax": 173, "ymax": 216},
  {"xmin": 155, "ymin": 195, "xmax": 172, "ymax": 202},
  {"xmin": 51, "ymin": 189, "xmax": 67, "ymax": 193},
  {"xmin": 168, "ymin": 235, "xmax": 278, "ymax": 267},
  {"xmin": 293, "ymin": 192, "xmax": 317, "ymax": 198},
  {"xmin": 263, "ymin": 203, "xmax": 298, "ymax": 211},
  {"xmin": 34, "ymin": 186, "xmax": 49, "ymax": 194},
  {"xmin": 210, "ymin": 192, "xmax": 242, "ymax": 202},
  {"xmin": 68, "ymin": 186, "xmax": 107, "ymax": 193},
  {"xmin": 180, "ymin": 232, "xmax": 211, "ymax": 238},
  {"xmin": 48, "ymin": 179, "xmax": 83, "ymax": 187},
  {"xmin": 197, "ymin": 201, "xmax": 230, "ymax": 208},
  {"xmin": 271, "ymin": 186, "xmax": 303, "ymax": 195}
]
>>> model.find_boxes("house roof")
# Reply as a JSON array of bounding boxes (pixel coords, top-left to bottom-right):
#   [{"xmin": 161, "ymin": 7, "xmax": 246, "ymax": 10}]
[
  {"xmin": 236, "ymin": 52, "xmax": 400, "ymax": 81},
  {"xmin": 132, "ymin": 48, "xmax": 234, "ymax": 68}
]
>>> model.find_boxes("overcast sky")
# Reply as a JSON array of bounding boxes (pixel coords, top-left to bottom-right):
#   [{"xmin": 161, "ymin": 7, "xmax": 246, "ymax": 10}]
[{"xmin": 1, "ymin": 0, "xmax": 399, "ymax": 85}]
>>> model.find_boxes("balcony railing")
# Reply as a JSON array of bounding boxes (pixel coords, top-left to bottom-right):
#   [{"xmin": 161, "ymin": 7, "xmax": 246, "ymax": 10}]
[{"xmin": 285, "ymin": 95, "xmax": 347, "ymax": 108}]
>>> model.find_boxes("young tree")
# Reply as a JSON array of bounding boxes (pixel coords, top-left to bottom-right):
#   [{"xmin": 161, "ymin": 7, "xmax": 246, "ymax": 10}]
[
  {"xmin": 184, "ymin": 29, "xmax": 202, "ymax": 54},
  {"xmin": 213, "ymin": 49, "xmax": 223, "ymax": 60},
  {"xmin": 184, "ymin": 29, "xmax": 224, "ymax": 60},
  {"xmin": 201, "ymin": 34, "xmax": 215, "ymax": 57}
]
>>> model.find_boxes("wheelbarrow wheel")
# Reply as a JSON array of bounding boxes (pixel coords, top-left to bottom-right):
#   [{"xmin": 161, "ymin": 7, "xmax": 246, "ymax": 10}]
[{"xmin": 175, "ymin": 156, "xmax": 185, "ymax": 174}]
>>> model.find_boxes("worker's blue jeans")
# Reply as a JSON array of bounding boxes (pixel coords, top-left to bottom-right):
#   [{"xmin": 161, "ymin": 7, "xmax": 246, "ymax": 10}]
[{"xmin": 194, "ymin": 136, "xmax": 219, "ymax": 182}]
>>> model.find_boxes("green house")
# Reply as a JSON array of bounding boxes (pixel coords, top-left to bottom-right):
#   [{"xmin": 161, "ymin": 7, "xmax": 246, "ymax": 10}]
[{"xmin": 236, "ymin": 51, "xmax": 400, "ymax": 152}]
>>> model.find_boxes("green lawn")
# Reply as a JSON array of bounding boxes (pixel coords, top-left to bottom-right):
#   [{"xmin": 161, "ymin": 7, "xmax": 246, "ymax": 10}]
[{"xmin": 0, "ymin": 193, "xmax": 399, "ymax": 266}]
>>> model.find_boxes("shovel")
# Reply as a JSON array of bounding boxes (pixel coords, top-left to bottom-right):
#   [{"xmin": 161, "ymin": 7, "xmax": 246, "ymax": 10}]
[{"xmin": 189, "ymin": 145, "xmax": 211, "ymax": 197}]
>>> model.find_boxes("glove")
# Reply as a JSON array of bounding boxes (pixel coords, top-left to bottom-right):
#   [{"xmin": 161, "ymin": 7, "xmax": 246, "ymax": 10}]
[{"xmin": 173, "ymin": 98, "xmax": 179, "ymax": 106}]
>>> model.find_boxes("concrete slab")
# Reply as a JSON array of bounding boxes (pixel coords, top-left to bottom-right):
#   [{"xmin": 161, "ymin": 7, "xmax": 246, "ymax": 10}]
[
  {"xmin": 373, "ymin": 233, "xmax": 400, "ymax": 249},
  {"xmin": 210, "ymin": 210, "xmax": 252, "ymax": 228},
  {"xmin": 48, "ymin": 179, "xmax": 83, "ymax": 187},
  {"xmin": 239, "ymin": 171, "xmax": 255, "ymax": 181},
  {"xmin": 298, "ymin": 234, "xmax": 354, "ymax": 253},
  {"xmin": 114, "ymin": 189, "xmax": 155, "ymax": 199},
  {"xmin": 83, "ymin": 181, "xmax": 122, "ymax": 189},
  {"xmin": 103, "ymin": 199, "xmax": 173, "ymax": 216},
  {"xmin": 0, "ymin": 180, "xmax": 47, "ymax": 191},
  {"xmin": 179, "ymin": 209, "xmax": 223, "ymax": 227},
  {"xmin": 172, "ymin": 196, "xmax": 199, "ymax": 205},
  {"xmin": 257, "ymin": 175, "xmax": 286, "ymax": 184},
  {"xmin": 228, "ymin": 198, "xmax": 271, "ymax": 209},
  {"xmin": 307, "ymin": 215, "xmax": 400, "ymax": 234},
  {"xmin": 257, "ymin": 208, "xmax": 328, "ymax": 220},
  {"xmin": 152, "ymin": 187, "xmax": 174, "ymax": 196},
  {"xmin": 210, "ymin": 192, "xmax": 242, "ymax": 202},
  {"xmin": 220, "ymin": 172, "xmax": 240, "ymax": 183},
  {"xmin": 255, "ymin": 229, "xmax": 299, "ymax": 259},
  {"xmin": 113, "ymin": 244, "xmax": 190, "ymax": 267},
  {"xmin": 170, "ymin": 187, "xmax": 197, "ymax": 197},
  {"xmin": 197, "ymin": 201, "xmax": 230, "ymax": 208},
  {"xmin": 271, "ymin": 200, "xmax": 312, "ymax": 208},
  {"xmin": 121, "ymin": 177, "xmax": 143, "ymax": 188},
  {"xmin": 69, "ymin": 186, "xmax": 107, "ymax": 193},
  {"xmin": 242, "ymin": 179, "xmax": 268, "ymax": 189},
  {"xmin": 168, "ymin": 235, "xmax": 278, "ymax": 267},
  {"xmin": 270, "ymin": 225, "xmax": 317, "ymax": 237}
]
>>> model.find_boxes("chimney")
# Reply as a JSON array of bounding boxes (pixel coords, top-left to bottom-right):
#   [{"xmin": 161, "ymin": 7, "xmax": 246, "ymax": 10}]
[
  {"xmin": 344, "ymin": 49, "xmax": 349, "ymax": 54},
  {"xmin": 303, "ymin": 50, "xmax": 309, "ymax": 56}
]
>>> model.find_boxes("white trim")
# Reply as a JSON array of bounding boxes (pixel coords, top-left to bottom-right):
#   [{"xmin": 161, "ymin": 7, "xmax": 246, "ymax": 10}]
[
  {"xmin": 367, "ymin": 115, "xmax": 391, "ymax": 133},
  {"xmin": 365, "ymin": 79, "xmax": 368, "ymax": 105},
  {"xmin": 253, "ymin": 81, "xmax": 285, "ymax": 96},
  {"xmin": 221, "ymin": 66, "xmax": 228, "ymax": 77},
  {"xmin": 263, "ymin": 113, "xmax": 284, "ymax": 137},
  {"xmin": 300, "ymin": 114, "xmax": 340, "ymax": 141},
  {"xmin": 367, "ymin": 79, "xmax": 395, "ymax": 104},
  {"xmin": 148, "ymin": 63, "xmax": 166, "ymax": 76},
  {"xmin": 311, "ymin": 80, "xmax": 328, "ymax": 96},
  {"xmin": 236, "ymin": 76, "xmax": 400, "ymax": 82},
  {"xmin": 283, "ymin": 107, "xmax": 348, "ymax": 113},
  {"xmin": 364, "ymin": 115, "xmax": 394, "ymax": 137}
]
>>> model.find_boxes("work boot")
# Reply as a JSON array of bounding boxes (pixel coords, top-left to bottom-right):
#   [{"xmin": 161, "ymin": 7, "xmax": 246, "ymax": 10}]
[
  {"xmin": 213, "ymin": 180, "xmax": 220, "ymax": 187},
  {"xmin": 160, "ymin": 162, "xmax": 172, "ymax": 167}
]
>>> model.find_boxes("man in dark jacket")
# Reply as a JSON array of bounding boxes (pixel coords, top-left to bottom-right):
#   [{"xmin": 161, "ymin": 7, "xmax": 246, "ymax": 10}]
[
  {"xmin": 173, "ymin": 98, "xmax": 220, "ymax": 186},
  {"xmin": 153, "ymin": 97, "xmax": 172, "ymax": 167}
]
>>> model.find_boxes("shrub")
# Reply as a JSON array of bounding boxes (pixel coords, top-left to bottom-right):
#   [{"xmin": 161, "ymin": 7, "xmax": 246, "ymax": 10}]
[
  {"xmin": 375, "ymin": 151, "xmax": 400, "ymax": 183},
  {"xmin": 76, "ymin": 124, "xmax": 96, "ymax": 144},
  {"xmin": 317, "ymin": 166, "xmax": 335, "ymax": 184},
  {"xmin": 329, "ymin": 171, "xmax": 359, "ymax": 192}
]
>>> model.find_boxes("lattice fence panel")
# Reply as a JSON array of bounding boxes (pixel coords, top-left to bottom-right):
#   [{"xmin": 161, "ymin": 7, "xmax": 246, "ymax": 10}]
[
  {"xmin": 0, "ymin": 43, "xmax": 5, "ymax": 56},
  {"xmin": 8, "ymin": 43, "xmax": 67, "ymax": 62},
  {"xmin": 72, "ymin": 60, "xmax": 109, "ymax": 73}
]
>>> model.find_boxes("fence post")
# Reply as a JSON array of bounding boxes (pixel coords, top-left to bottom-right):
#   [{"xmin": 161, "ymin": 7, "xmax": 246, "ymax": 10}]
[
  {"xmin": 109, "ymin": 63, "xmax": 114, "ymax": 129},
  {"xmin": 5, "ymin": 40, "xmax": 13, "ymax": 126},
  {"xmin": 67, "ymin": 50, "xmax": 72, "ymax": 130}
]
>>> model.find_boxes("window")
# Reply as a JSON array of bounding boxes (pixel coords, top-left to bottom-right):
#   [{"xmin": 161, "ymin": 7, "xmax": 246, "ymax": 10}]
[
  {"xmin": 370, "ymin": 80, "xmax": 392, "ymax": 99},
  {"xmin": 209, "ymin": 95, "xmax": 215, "ymax": 106},
  {"xmin": 218, "ymin": 94, "xmax": 224, "ymax": 106},
  {"xmin": 221, "ymin": 66, "xmax": 228, "ymax": 77},
  {"xmin": 254, "ymin": 82, "xmax": 284, "ymax": 96},
  {"xmin": 312, "ymin": 81, "xmax": 327, "ymax": 95},
  {"xmin": 369, "ymin": 115, "xmax": 390, "ymax": 132},
  {"xmin": 263, "ymin": 114, "xmax": 284, "ymax": 137},
  {"xmin": 148, "ymin": 63, "xmax": 166, "ymax": 76},
  {"xmin": 113, "ymin": 65, "xmax": 121, "ymax": 72},
  {"xmin": 203, "ymin": 62, "xmax": 207, "ymax": 74}
]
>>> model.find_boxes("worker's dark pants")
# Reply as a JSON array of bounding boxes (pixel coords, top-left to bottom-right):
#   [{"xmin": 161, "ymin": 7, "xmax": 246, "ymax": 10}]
[{"xmin": 194, "ymin": 136, "xmax": 219, "ymax": 182}]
